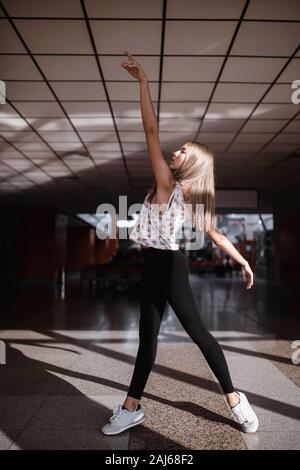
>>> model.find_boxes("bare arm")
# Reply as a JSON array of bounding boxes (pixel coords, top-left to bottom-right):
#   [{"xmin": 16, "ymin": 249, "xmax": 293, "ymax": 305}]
[
  {"xmin": 120, "ymin": 51, "xmax": 174, "ymax": 192},
  {"xmin": 139, "ymin": 78, "xmax": 158, "ymax": 132},
  {"xmin": 140, "ymin": 79, "xmax": 174, "ymax": 190},
  {"xmin": 206, "ymin": 228, "xmax": 254, "ymax": 289}
]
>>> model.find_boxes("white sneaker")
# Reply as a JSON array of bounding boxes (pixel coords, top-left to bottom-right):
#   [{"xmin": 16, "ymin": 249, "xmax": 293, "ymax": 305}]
[
  {"xmin": 101, "ymin": 403, "xmax": 145, "ymax": 435},
  {"xmin": 230, "ymin": 391, "xmax": 259, "ymax": 433}
]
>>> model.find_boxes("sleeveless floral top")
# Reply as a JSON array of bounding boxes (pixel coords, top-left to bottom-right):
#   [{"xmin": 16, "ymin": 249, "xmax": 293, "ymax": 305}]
[{"xmin": 129, "ymin": 181, "xmax": 186, "ymax": 250}]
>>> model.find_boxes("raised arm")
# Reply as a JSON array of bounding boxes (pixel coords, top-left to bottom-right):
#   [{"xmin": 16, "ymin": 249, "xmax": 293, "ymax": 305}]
[
  {"xmin": 120, "ymin": 51, "xmax": 174, "ymax": 192},
  {"xmin": 206, "ymin": 228, "xmax": 254, "ymax": 289}
]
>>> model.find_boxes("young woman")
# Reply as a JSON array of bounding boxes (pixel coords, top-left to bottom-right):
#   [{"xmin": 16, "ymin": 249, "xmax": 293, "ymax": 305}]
[{"xmin": 101, "ymin": 51, "xmax": 258, "ymax": 437}]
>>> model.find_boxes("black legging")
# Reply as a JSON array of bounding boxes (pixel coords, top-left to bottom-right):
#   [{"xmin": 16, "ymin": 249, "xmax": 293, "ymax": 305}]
[{"xmin": 127, "ymin": 247, "xmax": 235, "ymax": 399}]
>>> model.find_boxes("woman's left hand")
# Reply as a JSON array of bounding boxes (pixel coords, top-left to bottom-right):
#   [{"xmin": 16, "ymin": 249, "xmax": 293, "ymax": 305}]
[
  {"xmin": 120, "ymin": 50, "xmax": 148, "ymax": 82},
  {"xmin": 241, "ymin": 262, "xmax": 254, "ymax": 289}
]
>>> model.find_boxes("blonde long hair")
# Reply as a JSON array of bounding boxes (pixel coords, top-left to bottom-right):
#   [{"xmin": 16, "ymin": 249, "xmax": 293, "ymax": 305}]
[{"xmin": 145, "ymin": 140, "xmax": 216, "ymax": 233}]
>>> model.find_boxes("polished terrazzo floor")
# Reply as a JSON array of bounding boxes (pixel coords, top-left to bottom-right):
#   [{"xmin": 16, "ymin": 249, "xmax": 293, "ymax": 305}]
[{"xmin": 0, "ymin": 273, "xmax": 300, "ymax": 450}]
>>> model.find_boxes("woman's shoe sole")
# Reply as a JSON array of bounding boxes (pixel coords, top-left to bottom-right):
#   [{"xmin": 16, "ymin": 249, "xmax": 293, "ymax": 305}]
[
  {"xmin": 242, "ymin": 416, "xmax": 259, "ymax": 433},
  {"xmin": 101, "ymin": 416, "xmax": 145, "ymax": 436}
]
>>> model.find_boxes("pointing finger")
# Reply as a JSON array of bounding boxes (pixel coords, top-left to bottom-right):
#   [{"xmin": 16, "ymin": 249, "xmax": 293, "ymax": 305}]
[{"xmin": 124, "ymin": 50, "xmax": 134, "ymax": 60}]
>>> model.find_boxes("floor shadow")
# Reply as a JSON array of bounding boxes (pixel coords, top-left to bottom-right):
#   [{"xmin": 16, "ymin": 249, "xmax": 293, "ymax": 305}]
[
  {"xmin": 0, "ymin": 344, "xmax": 190, "ymax": 450},
  {"xmin": 161, "ymin": 331, "xmax": 293, "ymax": 365},
  {"xmin": 31, "ymin": 328, "xmax": 300, "ymax": 422}
]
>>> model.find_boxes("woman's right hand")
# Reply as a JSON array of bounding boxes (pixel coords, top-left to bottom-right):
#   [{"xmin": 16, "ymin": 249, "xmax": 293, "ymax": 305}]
[{"xmin": 120, "ymin": 50, "xmax": 148, "ymax": 82}]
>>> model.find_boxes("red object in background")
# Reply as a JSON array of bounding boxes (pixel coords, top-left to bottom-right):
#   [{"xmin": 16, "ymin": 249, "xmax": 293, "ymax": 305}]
[{"xmin": 189, "ymin": 259, "xmax": 213, "ymax": 271}]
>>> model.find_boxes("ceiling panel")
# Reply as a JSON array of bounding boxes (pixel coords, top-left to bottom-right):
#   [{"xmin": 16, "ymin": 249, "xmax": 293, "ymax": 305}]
[
  {"xmin": 272, "ymin": 133, "xmax": 300, "ymax": 144},
  {"xmin": 220, "ymin": 57, "xmax": 287, "ymax": 82},
  {"xmin": 277, "ymin": 59, "xmax": 300, "ymax": 83},
  {"xmin": 119, "ymin": 132, "xmax": 148, "ymax": 142},
  {"xmin": 111, "ymin": 102, "xmax": 154, "ymax": 118},
  {"xmin": 22, "ymin": 152, "xmax": 57, "ymax": 160},
  {"xmin": 0, "ymin": 19, "xmax": 26, "ymax": 53},
  {"xmin": 262, "ymin": 84, "xmax": 296, "ymax": 103},
  {"xmin": 114, "ymin": 118, "xmax": 144, "ymax": 131},
  {"xmin": 231, "ymin": 22, "xmax": 300, "ymax": 57},
  {"xmin": 0, "ymin": 131, "xmax": 42, "ymax": 142},
  {"xmin": 13, "ymin": 141, "xmax": 52, "ymax": 151},
  {"xmin": 262, "ymin": 143, "xmax": 300, "ymax": 153},
  {"xmin": 163, "ymin": 57, "xmax": 224, "ymax": 81},
  {"xmin": 205, "ymin": 143, "xmax": 229, "ymax": 152},
  {"xmin": 206, "ymin": 103, "xmax": 256, "ymax": 119},
  {"xmin": 164, "ymin": 21, "xmax": 237, "ymax": 55},
  {"xmin": 106, "ymin": 81, "xmax": 159, "ymax": 100},
  {"xmin": 13, "ymin": 101, "xmax": 65, "ymax": 118},
  {"xmin": 121, "ymin": 143, "xmax": 148, "ymax": 152},
  {"xmin": 0, "ymin": 1, "xmax": 299, "ymax": 208},
  {"xmin": 0, "ymin": 117, "xmax": 30, "ymax": 131},
  {"xmin": 35, "ymin": 56, "xmax": 100, "ymax": 80},
  {"xmin": 158, "ymin": 118, "xmax": 200, "ymax": 132},
  {"xmin": 2, "ymin": 0, "xmax": 84, "ymax": 17},
  {"xmin": 50, "ymin": 82, "xmax": 106, "ymax": 101},
  {"xmin": 39, "ymin": 132, "xmax": 81, "ymax": 143},
  {"xmin": 69, "ymin": 117, "xmax": 115, "ymax": 131},
  {"xmin": 92, "ymin": 158, "xmax": 123, "ymax": 165},
  {"xmin": 0, "ymin": 103, "xmax": 21, "ymax": 117},
  {"xmin": 0, "ymin": 55, "xmax": 43, "ymax": 80},
  {"xmin": 14, "ymin": 20, "xmax": 93, "ymax": 54},
  {"xmin": 7, "ymin": 81, "xmax": 55, "ymax": 101},
  {"xmin": 241, "ymin": 119, "xmax": 289, "ymax": 133},
  {"xmin": 234, "ymin": 133, "xmax": 275, "ymax": 144},
  {"xmin": 78, "ymin": 131, "xmax": 119, "ymax": 143},
  {"xmin": 227, "ymin": 142, "xmax": 265, "ymax": 152},
  {"xmin": 85, "ymin": 0, "xmax": 162, "ymax": 18},
  {"xmin": 88, "ymin": 142, "xmax": 121, "ymax": 151},
  {"xmin": 0, "ymin": 158, "xmax": 33, "ymax": 174},
  {"xmin": 160, "ymin": 102, "xmax": 206, "ymax": 118},
  {"xmin": 201, "ymin": 119, "xmax": 246, "ymax": 132},
  {"xmin": 282, "ymin": 120, "xmax": 300, "ymax": 133},
  {"xmin": 49, "ymin": 142, "xmax": 87, "ymax": 152},
  {"xmin": 197, "ymin": 132, "xmax": 236, "ymax": 143},
  {"xmin": 251, "ymin": 103, "xmax": 298, "ymax": 119},
  {"xmin": 245, "ymin": 0, "xmax": 300, "ymax": 21},
  {"xmin": 0, "ymin": 150, "xmax": 25, "ymax": 160},
  {"xmin": 159, "ymin": 132, "xmax": 194, "ymax": 143},
  {"xmin": 62, "ymin": 101, "xmax": 111, "ymax": 117},
  {"xmin": 213, "ymin": 83, "xmax": 269, "ymax": 102},
  {"xmin": 91, "ymin": 21, "xmax": 162, "ymax": 54},
  {"xmin": 166, "ymin": 0, "xmax": 245, "ymax": 19},
  {"xmin": 27, "ymin": 118, "xmax": 74, "ymax": 132},
  {"xmin": 161, "ymin": 82, "xmax": 214, "ymax": 101}
]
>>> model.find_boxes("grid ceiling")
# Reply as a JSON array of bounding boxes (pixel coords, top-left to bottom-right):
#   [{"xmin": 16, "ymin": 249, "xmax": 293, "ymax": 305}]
[{"xmin": 0, "ymin": 0, "xmax": 300, "ymax": 212}]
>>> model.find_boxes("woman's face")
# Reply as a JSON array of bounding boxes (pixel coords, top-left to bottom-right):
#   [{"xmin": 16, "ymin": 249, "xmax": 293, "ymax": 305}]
[{"xmin": 168, "ymin": 144, "xmax": 188, "ymax": 170}]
